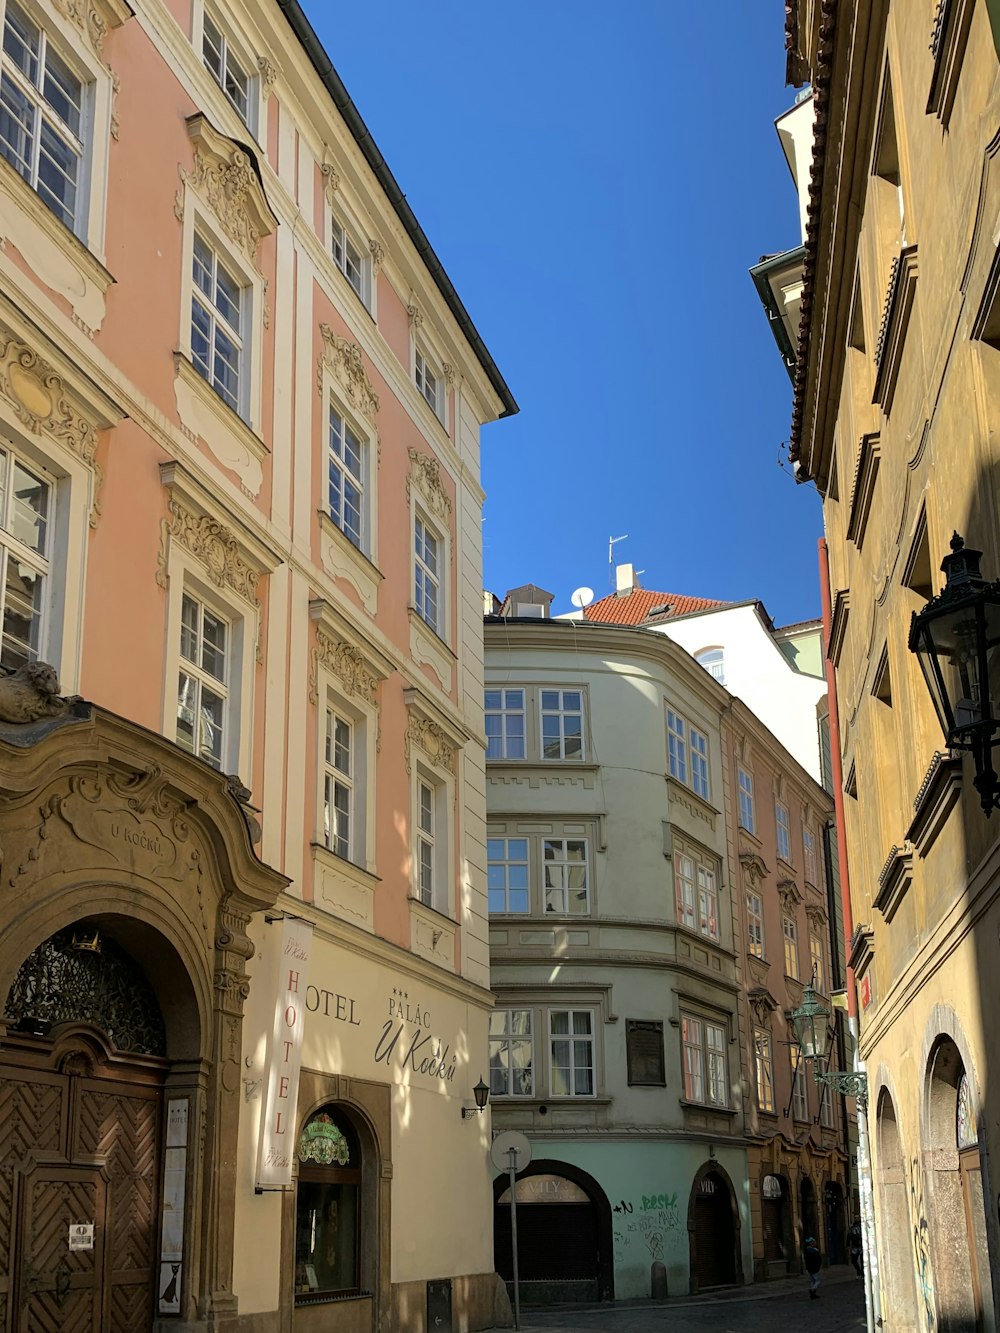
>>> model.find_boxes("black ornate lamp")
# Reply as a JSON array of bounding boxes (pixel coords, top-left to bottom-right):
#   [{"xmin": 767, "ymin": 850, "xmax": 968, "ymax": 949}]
[
  {"xmin": 790, "ymin": 977, "xmax": 867, "ymax": 1107},
  {"xmin": 909, "ymin": 533, "xmax": 1000, "ymax": 814},
  {"xmin": 461, "ymin": 1077, "xmax": 490, "ymax": 1119}
]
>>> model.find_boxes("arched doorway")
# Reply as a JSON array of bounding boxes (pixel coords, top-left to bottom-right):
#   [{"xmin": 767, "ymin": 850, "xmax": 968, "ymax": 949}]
[
  {"xmin": 799, "ymin": 1175, "xmax": 819, "ymax": 1249},
  {"xmin": 493, "ymin": 1159, "xmax": 614, "ymax": 1303},
  {"xmin": 823, "ymin": 1180, "xmax": 846, "ymax": 1265},
  {"xmin": 761, "ymin": 1173, "xmax": 793, "ymax": 1275},
  {"xmin": 688, "ymin": 1162, "xmax": 741, "ymax": 1292},
  {"xmin": 0, "ymin": 921, "xmax": 194, "ymax": 1331},
  {"xmin": 924, "ymin": 1037, "xmax": 996, "ymax": 1331},
  {"xmin": 875, "ymin": 1088, "xmax": 919, "ymax": 1331}
]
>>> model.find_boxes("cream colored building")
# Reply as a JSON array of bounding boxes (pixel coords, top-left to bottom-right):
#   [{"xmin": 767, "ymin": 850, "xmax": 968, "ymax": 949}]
[
  {"xmin": 0, "ymin": 1, "xmax": 515, "ymax": 1330},
  {"xmin": 761, "ymin": 2, "xmax": 1000, "ymax": 1327}
]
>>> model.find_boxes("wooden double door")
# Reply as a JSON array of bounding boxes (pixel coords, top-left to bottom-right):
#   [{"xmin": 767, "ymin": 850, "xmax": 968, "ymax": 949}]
[{"xmin": 0, "ymin": 1044, "xmax": 164, "ymax": 1333}]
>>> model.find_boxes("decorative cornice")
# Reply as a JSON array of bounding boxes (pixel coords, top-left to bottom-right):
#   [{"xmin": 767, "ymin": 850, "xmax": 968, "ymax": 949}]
[
  {"xmin": 156, "ymin": 497, "xmax": 259, "ymax": 606},
  {"xmin": 256, "ymin": 55, "xmax": 279, "ymax": 88},
  {"xmin": 320, "ymin": 152, "xmax": 340, "ymax": 205},
  {"xmin": 749, "ymin": 986, "xmax": 778, "ymax": 1026},
  {"xmin": 805, "ymin": 903, "xmax": 827, "ymax": 930},
  {"xmin": 442, "ymin": 362, "xmax": 455, "ymax": 385},
  {"xmin": 318, "ymin": 326, "xmax": 379, "ymax": 427},
  {"xmin": 406, "ymin": 448, "xmax": 452, "ymax": 521},
  {"xmin": 404, "ymin": 714, "xmax": 456, "ymax": 775},
  {"xmin": 777, "ymin": 879, "xmax": 803, "ymax": 912},
  {"xmin": 872, "ymin": 245, "xmax": 919, "ymax": 414},
  {"xmin": 906, "ymin": 749, "xmax": 963, "ymax": 855},
  {"xmin": 309, "ymin": 629, "xmax": 380, "ymax": 706},
  {"xmin": 0, "ymin": 335, "xmax": 103, "ymax": 525},
  {"xmin": 52, "ymin": 0, "xmax": 131, "ymax": 54},
  {"xmin": 740, "ymin": 850, "xmax": 769, "ymax": 884},
  {"xmin": 407, "ymin": 303, "xmax": 424, "ymax": 330},
  {"xmin": 874, "ymin": 842, "xmax": 914, "ymax": 924},
  {"xmin": 846, "ymin": 432, "xmax": 881, "ymax": 549},
  {"xmin": 928, "ymin": 0, "xmax": 973, "ymax": 123},
  {"xmin": 828, "ymin": 589, "xmax": 850, "ymax": 666},
  {"xmin": 848, "ymin": 924, "xmax": 875, "ymax": 978},
  {"xmin": 368, "ymin": 238, "xmax": 385, "ymax": 271},
  {"xmin": 176, "ymin": 115, "xmax": 278, "ymax": 271}
]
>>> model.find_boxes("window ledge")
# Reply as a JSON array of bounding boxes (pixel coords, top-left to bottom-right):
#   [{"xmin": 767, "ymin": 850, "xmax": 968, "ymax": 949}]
[
  {"xmin": 872, "ymin": 245, "xmax": 918, "ymax": 415},
  {"xmin": 408, "ymin": 607, "xmax": 455, "ymax": 691},
  {"xmin": 310, "ymin": 841, "xmax": 380, "ymax": 885},
  {"xmin": 173, "ymin": 353, "xmax": 268, "ymax": 497},
  {"xmin": 486, "ymin": 760, "xmax": 600, "ymax": 773},
  {"xmin": 927, "ymin": 0, "xmax": 974, "ymax": 123},
  {"xmin": 310, "ymin": 842, "xmax": 377, "ymax": 933},
  {"xmin": 0, "ymin": 157, "xmax": 114, "ymax": 333},
  {"xmin": 776, "ymin": 856, "xmax": 797, "ymax": 877},
  {"xmin": 873, "ymin": 842, "xmax": 914, "ymax": 924},
  {"xmin": 674, "ymin": 923, "xmax": 726, "ymax": 952},
  {"xmin": 679, "ymin": 1099, "xmax": 737, "ymax": 1116},
  {"xmin": 408, "ymin": 895, "xmax": 456, "ymax": 973},
  {"xmin": 737, "ymin": 827, "xmax": 763, "ymax": 853},
  {"xmin": 318, "ymin": 510, "xmax": 384, "ymax": 617},
  {"xmin": 906, "ymin": 750, "xmax": 963, "ymax": 855},
  {"xmin": 493, "ymin": 1096, "xmax": 611, "ymax": 1107},
  {"xmin": 665, "ymin": 775, "xmax": 720, "ymax": 819}
]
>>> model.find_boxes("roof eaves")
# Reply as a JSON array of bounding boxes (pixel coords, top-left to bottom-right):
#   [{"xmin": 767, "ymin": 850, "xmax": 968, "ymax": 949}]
[{"xmin": 273, "ymin": 0, "xmax": 518, "ymax": 420}]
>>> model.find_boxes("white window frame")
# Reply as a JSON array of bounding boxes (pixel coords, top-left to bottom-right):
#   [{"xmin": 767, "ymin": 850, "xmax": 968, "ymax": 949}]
[
  {"xmin": 487, "ymin": 835, "xmax": 530, "ymax": 915},
  {"xmin": 666, "ymin": 707, "xmax": 687, "ymax": 784},
  {"xmin": 485, "ymin": 686, "xmax": 526, "ymax": 760},
  {"xmin": 322, "ymin": 705, "xmax": 353, "ymax": 861},
  {"xmin": 330, "ymin": 209, "xmax": 371, "ymax": 306},
  {"xmin": 414, "ymin": 344, "xmax": 445, "ymax": 425},
  {"xmin": 176, "ymin": 589, "xmax": 230, "ymax": 770},
  {"xmin": 411, "ymin": 761, "xmax": 452, "ymax": 917},
  {"xmin": 413, "ymin": 507, "xmax": 443, "ymax": 636},
  {"xmin": 681, "ymin": 1013, "xmax": 728, "ymax": 1107},
  {"xmin": 696, "ymin": 646, "xmax": 725, "ymax": 684},
  {"xmin": 689, "ymin": 725, "xmax": 710, "ymax": 800},
  {"xmin": 674, "ymin": 846, "xmax": 719, "ymax": 941},
  {"xmin": 548, "ymin": 1008, "xmax": 595, "ymax": 1098},
  {"xmin": 776, "ymin": 801, "xmax": 792, "ymax": 862},
  {"xmin": 190, "ymin": 228, "xmax": 247, "ymax": 417},
  {"xmin": 417, "ymin": 777, "xmax": 435, "ymax": 906},
  {"xmin": 201, "ymin": 7, "xmax": 257, "ymax": 131},
  {"xmin": 810, "ymin": 931, "xmax": 826, "ymax": 993},
  {"xmin": 754, "ymin": 1026, "xmax": 775, "ymax": 1113},
  {"xmin": 667, "ymin": 704, "xmax": 711, "ymax": 801},
  {"xmin": 177, "ymin": 204, "xmax": 264, "ymax": 431},
  {"xmin": 489, "ymin": 1008, "xmax": 534, "ymax": 1098},
  {"xmin": 738, "ymin": 765, "xmax": 756, "ymax": 834},
  {"xmin": 540, "ymin": 687, "xmax": 585, "ymax": 761},
  {"xmin": 747, "ymin": 890, "xmax": 765, "ymax": 958},
  {"xmin": 803, "ymin": 824, "xmax": 818, "ymax": 885},
  {"xmin": 791, "ymin": 1049, "xmax": 809, "ymax": 1121},
  {"xmin": 327, "ymin": 399, "xmax": 369, "ymax": 553},
  {"xmin": 194, "ymin": 2, "xmax": 265, "ymax": 138},
  {"xmin": 542, "ymin": 837, "xmax": 590, "ymax": 916},
  {"xmin": 0, "ymin": 438, "xmax": 51, "ymax": 672},
  {"xmin": 820, "ymin": 1083, "xmax": 835, "ymax": 1128},
  {"xmin": 783, "ymin": 915, "xmax": 799, "ymax": 980},
  {"xmin": 0, "ymin": 0, "xmax": 114, "ymax": 256}
]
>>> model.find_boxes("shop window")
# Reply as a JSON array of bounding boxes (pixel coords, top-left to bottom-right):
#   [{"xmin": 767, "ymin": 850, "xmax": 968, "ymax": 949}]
[{"xmin": 295, "ymin": 1109, "xmax": 363, "ymax": 1304}]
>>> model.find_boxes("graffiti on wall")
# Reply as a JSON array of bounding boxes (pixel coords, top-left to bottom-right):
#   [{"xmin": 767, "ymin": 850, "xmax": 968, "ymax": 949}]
[
  {"xmin": 612, "ymin": 1191, "xmax": 682, "ymax": 1262},
  {"xmin": 908, "ymin": 1157, "xmax": 935, "ymax": 1331}
]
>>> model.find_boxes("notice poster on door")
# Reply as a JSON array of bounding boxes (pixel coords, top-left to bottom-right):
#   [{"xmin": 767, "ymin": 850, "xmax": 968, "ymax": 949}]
[
  {"xmin": 158, "ymin": 1098, "xmax": 188, "ymax": 1315},
  {"xmin": 256, "ymin": 916, "xmax": 313, "ymax": 1189},
  {"xmin": 68, "ymin": 1223, "xmax": 94, "ymax": 1251}
]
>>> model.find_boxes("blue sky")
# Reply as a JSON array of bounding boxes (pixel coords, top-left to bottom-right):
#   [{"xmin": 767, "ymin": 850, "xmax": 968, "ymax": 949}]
[{"xmin": 304, "ymin": 2, "xmax": 823, "ymax": 627}]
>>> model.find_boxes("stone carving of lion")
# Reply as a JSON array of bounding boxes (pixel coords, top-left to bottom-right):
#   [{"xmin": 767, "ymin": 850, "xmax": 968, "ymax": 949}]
[{"xmin": 0, "ymin": 660, "xmax": 70, "ymax": 724}]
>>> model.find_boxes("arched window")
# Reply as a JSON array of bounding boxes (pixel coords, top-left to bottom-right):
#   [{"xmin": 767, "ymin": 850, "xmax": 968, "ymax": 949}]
[
  {"xmin": 294, "ymin": 1109, "xmax": 363, "ymax": 1303},
  {"xmin": 696, "ymin": 648, "xmax": 725, "ymax": 685}
]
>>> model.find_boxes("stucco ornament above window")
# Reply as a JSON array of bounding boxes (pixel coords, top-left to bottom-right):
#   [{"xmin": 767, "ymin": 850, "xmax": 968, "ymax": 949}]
[
  {"xmin": 297, "ymin": 1112, "xmax": 350, "ymax": 1166},
  {"xmin": 156, "ymin": 497, "xmax": 259, "ymax": 606},
  {"xmin": 175, "ymin": 115, "xmax": 278, "ymax": 271},
  {"xmin": 52, "ymin": 0, "xmax": 130, "ymax": 138},
  {"xmin": 309, "ymin": 629, "xmax": 380, "ymax": 707},
  {"xmin": 317, "ymin": 326, "xmax": 379, "ymax": 427},
  {"xmin": 406, "ymin": 448, "xmax": 452, "ymax": 521},
  {"xmin": 404, "ymin": 710, "xmax": 457, "ymax": 776}
]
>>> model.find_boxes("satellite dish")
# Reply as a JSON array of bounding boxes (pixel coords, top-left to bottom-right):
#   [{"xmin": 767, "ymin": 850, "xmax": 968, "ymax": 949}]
[{"xmin": 571, "ymin": 587, "xmax": 595, "ymax": 609}]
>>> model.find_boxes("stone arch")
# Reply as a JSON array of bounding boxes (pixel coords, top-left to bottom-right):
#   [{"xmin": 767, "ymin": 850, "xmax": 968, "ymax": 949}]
[
  {"xmin": 875, "ymin": 1086, "xmax": 920, "ymax": 1331},
  {"xmin": 687, "ymin": 1159, "xmax": 743, "ymax": 1292},
  {"xmin": 492, "ymin": 1157, "xmax": 614, "ymax": 1302}
]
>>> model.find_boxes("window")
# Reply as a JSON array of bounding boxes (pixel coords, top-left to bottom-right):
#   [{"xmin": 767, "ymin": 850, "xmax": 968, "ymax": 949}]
[
  {"xmin": 667, "ymin": 708, "xmax": 687, "ymax": 784},
  {"xmin": 738, "ymin": 766, "xmax": 755, "ymax": 834},
  {"xmin": 323, "ymin": 708, "xmax": 352, "ymax": 860},
  {"xmin": 754, "ymin": 1027, "xmax": 775, "ymax": 1112},
  {"xmin": 176, "ymin": 592, "xmax": 229, "ymax": 769},
  {"xmin": 541, "ymin": 689, "xmax": 583, "ymax": 760},
  {"xmin": 489, "ymin": 1009, "xmax": 533, "ymax": 1097},
  {"xmin": 783, "ymin": 915, "xmax": 799, "ymax": 979},
  {"xmin": 626, "ymin": 1019, "xmax": 665, "ymax": 1087},
  {"xmin": 328, "ymin": 405, "xmax": 365, "ymax": 550},
  {"xmin": 295, "ymin": 1109, "xmax": 362, "ymax": 1301},
  {"xmin": 543, "ymin": 838, "xmax": 589, "ymax": 915},
  {"xmin": 690, "ymin": 726, "xmax": 709, "ymax": 800},
  {"xmin": 191, "ymin": 232, "xmax": 245, "ymax": 414},
  {"xmin": 681, "ymin": 1014, "xmax": 728, "ymax": 1106},
  {"xmin": 803, "ymin": 825, "xmax": 818, "ymax": 884},
  {"xmin": 747, "ymin": 890, "xmax": 765, "ymax": 958},
  {"xmin": 674, "ymin": 849, "xmax": 718, "ymax": 940},
  {"xmin": 791, "ymin": 1050, "xmax": 809, "ymax": 1121},
  {"xmin": 810, "ymin": 932, "xmax": 825, "ymax": 992},
  {"xmin": 202, "ymin": 12, "xmax": 252, "ymax": 125},
  {"xmin": 1, "ymin": 1, "xmax": 85, "ymax": 233},
  {"xmin": 484, "ymin": 688, "xmax": 525, "ymax": 760},
  {"xmin": 819, "ymin": 1085, "xmax": 834, "ymax": 1129},
  {"xmin": 0, "ymin": 444, "xmax": 49, "ymax": 670},
  {"xmin": 776, "ymin": 802, "xmax": 791, "ymax": 861},
  {"xmin": 417, "ymin": 779, "xmax": 435, "ymax": 906},
  {"xmin": 413, "ymin": 514, "xmax": 441, "ymax": 634},
  {"xmin": 331, "ymin": 215, "xmax": 366, "ymax": 301},
  {"xmin": 414, "ymin": 347, "xmax": 441, "ymax": 418},
  {"xmin": 549, "ymin": 1009, "xmax": 594, "ymax": 1097},
  {"xmin": 696, "ymin": 647, "xmax": 725, "ymax": 684},
  {"xmin": 487, "ymin": 837, "xmax": 529, "ymax": 914}
]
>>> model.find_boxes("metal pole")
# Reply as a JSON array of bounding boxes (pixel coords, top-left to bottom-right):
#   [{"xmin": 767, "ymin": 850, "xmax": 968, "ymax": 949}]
[
  {"xmin": 508, "ymin": 1147, "xmax": 521, "ymax": 1331},
  {"xmin": 851, "ymin": 1027, "xmax": 880, "ymax": 1333}
]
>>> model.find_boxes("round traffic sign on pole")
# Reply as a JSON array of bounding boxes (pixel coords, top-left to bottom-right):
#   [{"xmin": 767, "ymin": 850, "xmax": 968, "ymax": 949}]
[{"xmin": 490, "ymin": 1130, "xmax": 532, "ymax": 1175}]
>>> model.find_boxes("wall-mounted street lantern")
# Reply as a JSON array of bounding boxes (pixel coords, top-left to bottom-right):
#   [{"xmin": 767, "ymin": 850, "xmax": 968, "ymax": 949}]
[
  {"xmin": 461, "ymin": 1077, "xmax": 490, "ymax": 1119},
  {"xmin": 789, "ymin": 981, "xmax": 868, "ymax": 1108},
  {"xmin": 909, "ymin": 533, "xmax": 1000, "ymax": 814}
]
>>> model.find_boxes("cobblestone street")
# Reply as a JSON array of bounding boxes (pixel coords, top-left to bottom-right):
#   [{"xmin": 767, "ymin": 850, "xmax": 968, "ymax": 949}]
[{"xmin": 486, "ymin": 1269, "xmax": 867, "ymax": 1332}]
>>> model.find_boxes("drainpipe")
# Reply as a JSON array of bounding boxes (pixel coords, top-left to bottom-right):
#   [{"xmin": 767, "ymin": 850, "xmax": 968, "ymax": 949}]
[{"xmin": 818, "ymin": 538, "xmax": 881, "ymax": 1332}]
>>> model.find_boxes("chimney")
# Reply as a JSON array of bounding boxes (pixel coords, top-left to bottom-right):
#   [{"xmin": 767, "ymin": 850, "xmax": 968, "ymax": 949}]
[{"xmin": 615, "ymin": 563, "xmax": 639, "ymax": 597}]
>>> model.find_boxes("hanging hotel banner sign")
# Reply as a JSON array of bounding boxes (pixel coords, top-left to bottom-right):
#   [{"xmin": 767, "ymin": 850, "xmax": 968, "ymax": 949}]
[{"xmin": 256, "ymin": 916, "xmax": 313, "ymax": 1190}]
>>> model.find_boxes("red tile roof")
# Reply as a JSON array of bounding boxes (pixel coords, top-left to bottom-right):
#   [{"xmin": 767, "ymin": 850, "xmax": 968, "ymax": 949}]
[{"xmin": 583, "ymin": 589, "xmax": 730, "ymax": 627}]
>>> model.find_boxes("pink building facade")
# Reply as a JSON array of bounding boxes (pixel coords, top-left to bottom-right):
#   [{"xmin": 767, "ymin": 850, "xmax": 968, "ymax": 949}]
[{"xmin": 0, "ymin": 1, "xmax": 514, "ymax": 1330}]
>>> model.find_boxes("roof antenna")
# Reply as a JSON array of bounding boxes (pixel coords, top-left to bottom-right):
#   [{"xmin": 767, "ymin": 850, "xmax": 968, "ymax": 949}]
[{"xmin": 609, "ymin": 533, "xmax": 628, "ymax": 588}]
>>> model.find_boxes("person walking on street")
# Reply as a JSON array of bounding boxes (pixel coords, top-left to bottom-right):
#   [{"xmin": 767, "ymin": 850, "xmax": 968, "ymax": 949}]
[
  {"xmin": 804, "ymin": 1236, "xmax": 822, "ymax": 1299},
  {"xmin": 847, "ymin": 1221, "xmax": 863, "ymax": 1278}
]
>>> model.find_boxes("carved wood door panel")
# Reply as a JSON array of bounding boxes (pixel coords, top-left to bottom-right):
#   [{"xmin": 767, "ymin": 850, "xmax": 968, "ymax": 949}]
[
  {"xmin": 16, "ymin": 1164, "xmax": 106, "ymax": 1333},
  {"xmin": 74, "ymin": 1081, "xmax": 161, "ymax": 1333}
]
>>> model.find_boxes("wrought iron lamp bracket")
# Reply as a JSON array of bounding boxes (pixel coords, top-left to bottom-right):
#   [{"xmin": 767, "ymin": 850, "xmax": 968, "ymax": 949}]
[{"xmin": 813, "ymin": 1068, "xmax": 868, "ymax": 1109}]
